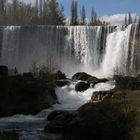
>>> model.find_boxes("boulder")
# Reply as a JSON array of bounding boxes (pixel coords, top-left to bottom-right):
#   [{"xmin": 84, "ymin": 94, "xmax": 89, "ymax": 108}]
[
  {"xmin": 75, "ymin": 82, "xmax": 90, "ymax": 92},
  {"xmin": 0, "ymin": 65, "xmax": 8, "ymax": 76},
  {"xmin": 72, "ymin": 72, "xmax": 91, "ymax": 81},
  {"xmin": 90, "ymin": 91, "xmax": 113, "ymax": 102},
  {"xmin": 55, "ymin": 80, "xmax": 70, "ymax": 87},
  {"xmin": 72, "ymin": 72, "xmax": 109, "ymax": 86},
  {"xmin": 87, "ymin": 76, "xmax": 99, "ymax": 85}
]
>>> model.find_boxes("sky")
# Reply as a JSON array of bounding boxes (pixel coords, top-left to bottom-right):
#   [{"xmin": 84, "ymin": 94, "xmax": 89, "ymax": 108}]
[
  {"xmin": 20, "ymin": 0, "xmax": 140, "ymax": 25},
  {"xmin": 22, "ymin": 0, "xmax": 140, "ymax": 18}
]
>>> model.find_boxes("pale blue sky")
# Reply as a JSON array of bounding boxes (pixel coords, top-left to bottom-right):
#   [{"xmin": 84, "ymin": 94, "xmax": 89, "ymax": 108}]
[{"xmin": 21, "ymin": 0, "xmax": 140, "ymax": 18}]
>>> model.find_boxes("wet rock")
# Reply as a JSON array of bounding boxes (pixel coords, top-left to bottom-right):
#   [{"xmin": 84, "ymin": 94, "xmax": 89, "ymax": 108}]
[
  {"xmin": 72, "ymin": 72, "xmax": 109, "ymax": 86},
  {"xmin": 72, "ymin": 72, "xmax": 91, "ymax": 81},
  {"xmin": 87, "ymin": 76, "xmax": 99, "ymax": 85},
  {"xmin": 75, "ymin": 82, "xmax": 90, "ymax": 92}
]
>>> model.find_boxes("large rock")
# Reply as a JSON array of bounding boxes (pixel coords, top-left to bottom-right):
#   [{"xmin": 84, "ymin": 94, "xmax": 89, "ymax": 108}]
[
  {"xmin": 45, "ymin": 101, "xmax": 135, "ymax": 140},
  {"xmin": 87, "ymin": 76, "xmax": 99, "ymax": 84},
  {"xmin": 72, "ymin": 72, "xmax": 109, "ymax": 86},
  {"xmin": 75, "ymin": 82, "xmax": 90, "ymax": 92},
  {"xmin": 72, "ymin": 72, "xmax": 91, "ymax": 81}
]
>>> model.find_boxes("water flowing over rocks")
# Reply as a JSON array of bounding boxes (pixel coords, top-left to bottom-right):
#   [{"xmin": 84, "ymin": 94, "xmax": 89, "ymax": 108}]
[{"xmin": 0, "ymin": 24, "xmax": 140, "ymax": 139}]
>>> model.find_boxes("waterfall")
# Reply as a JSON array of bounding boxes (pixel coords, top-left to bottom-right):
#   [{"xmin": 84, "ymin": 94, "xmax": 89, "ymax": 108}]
[
  {"xmin": 101, "ymin": 24, "xmax": 140, "ymax": 77},
  {"xmin": 101, "ymin": 25, "xmax": 132, "ymax": 76},
  {"xmin": 0, "ymin": 24, "xmax": 139, "ymax": 77}
]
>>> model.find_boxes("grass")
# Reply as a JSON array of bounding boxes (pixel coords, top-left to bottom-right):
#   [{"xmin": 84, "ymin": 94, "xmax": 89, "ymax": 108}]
[{"xmin": 112, "ymin": 90, "xmax": 140, "ymax": 140}]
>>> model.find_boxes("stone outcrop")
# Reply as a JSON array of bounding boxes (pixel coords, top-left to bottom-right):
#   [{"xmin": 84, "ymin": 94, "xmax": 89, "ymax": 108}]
[
  {"xmin": 72, "ymin": 72, "xmax": 109, "ymax": 86},
  {"xmin": 75, "ymin": 82, "xmax": 90, "ymax": 92}
]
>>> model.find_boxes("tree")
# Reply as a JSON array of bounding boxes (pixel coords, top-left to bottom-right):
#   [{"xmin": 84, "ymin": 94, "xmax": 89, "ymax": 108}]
[
  {"xmin": 80, "ymin": 5, "xmax": 86, "ymax": 25},
  {"xmin": 0, "ymin": 0, "xmax": 6, "ymax": 15},
  {"xmin": 139, "ymin": 16, "xmax": 140, "ymax": 24},
  {"xmin": 74, "ymin": 0, "xmax": 78, "ymax": 25},
  {"xmin": 70, "ymin": 0, "xmax": 78, "ymax": 25},
  {"xmin": 0, "ymin": 0, "xmax": 7, "ymax": 24},
  {"xmin": 43, "ymin": 0, "xmax": 48, "ymax": 24},
  {"xmin": 0, "ymin": 0, "xmax": 65, "ymax": 25},
  {"xmin": 128, "ymin": 12, "xmax": 132, "ymax": 25},
  {"xmin": 48, "ymin": 0, "xmax": 65, "ymax": 25},
  {"xmin": 12, "ymin": 0, "xmax": 18, "ymax": 24},
  {"xmin": 89, "ymin": 7, "xmax": 97, "ymax": 26},
  {"xmin": 39, "ymin": 0, "xmax": 43, "ymax": 18},
  {"xmin": 134, "ymin": 15, "xmax": 137, "ymax": 23},
  {"xmin": 124, "ymin": 13, "xmax": 127, "ymax": 26},
  {"xmin": 35, "ymin": 0, "xmax": 38, "ymax": 17}
]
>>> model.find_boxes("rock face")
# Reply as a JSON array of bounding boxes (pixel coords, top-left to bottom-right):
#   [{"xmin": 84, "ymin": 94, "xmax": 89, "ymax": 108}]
[
  {"xmin": 114, "ymin": 75, "xmax": 140, "ymax": 90},
  {"xmin": 45, "ymin": 102, "xmax": 135, "ymax": 140},
  {"xmin": 75, "ymin": 82, "xmax": 90, "ymax": 92},
  {"xmin": 90, "ymin": 91, "xmax": 113, "ymax": 102}
]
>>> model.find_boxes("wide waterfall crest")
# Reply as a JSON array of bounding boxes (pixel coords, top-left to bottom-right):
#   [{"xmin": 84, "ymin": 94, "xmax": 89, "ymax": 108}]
[{"xmin": 0, "ymin": 24, "xmax": 139, "ymax": 77}]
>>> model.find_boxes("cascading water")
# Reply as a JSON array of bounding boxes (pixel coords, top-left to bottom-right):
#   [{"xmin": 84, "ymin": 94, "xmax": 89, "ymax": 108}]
[
  {"xmin": 101, "ymin": 24, "xmax": 140, "ymax": 77},
  {"xmin": 0, "ymin": 24, "xmax": 139, "ymax": 77},
  {"xmin": 0, "ymin": 24, "xmax": 139, "ymax": 139},
  {"xmin": 0, "ymin": 80, "xmax": 115, "ymax": 140},
  {"xmin": 0, "ymin": 25, "xmax": 113, "ymax": 77},
  {"xmin": 101, "ymin": 25, "xmax": 132, "ymax": 76}
]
